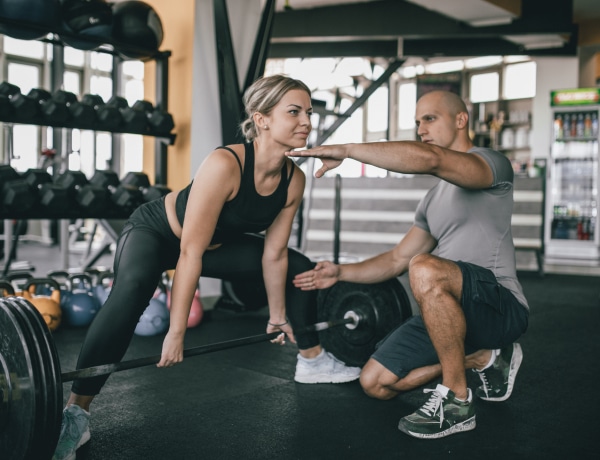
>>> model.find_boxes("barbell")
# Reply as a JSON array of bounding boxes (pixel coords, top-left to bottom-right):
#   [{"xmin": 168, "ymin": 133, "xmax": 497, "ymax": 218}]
[{"xmin": 0, "ymin": 278, "xmax": 412, "ymax": 460}]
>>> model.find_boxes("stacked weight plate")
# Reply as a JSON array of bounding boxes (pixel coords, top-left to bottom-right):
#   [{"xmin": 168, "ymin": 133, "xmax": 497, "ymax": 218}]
[{"xmin": 0, "ymin": 297, "xmax": 62, "ymax": 460}]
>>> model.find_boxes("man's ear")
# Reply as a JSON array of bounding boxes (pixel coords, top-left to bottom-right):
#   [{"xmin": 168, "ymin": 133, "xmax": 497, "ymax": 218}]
[{"xmin": 456, "ymin": 111, "xmax": 469, "ymax": 129}]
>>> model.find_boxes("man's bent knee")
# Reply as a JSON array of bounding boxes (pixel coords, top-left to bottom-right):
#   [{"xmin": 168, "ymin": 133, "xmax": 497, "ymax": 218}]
[{"xmin": 359, "ymin": 358, "xmax": 401, "ymax": 400}]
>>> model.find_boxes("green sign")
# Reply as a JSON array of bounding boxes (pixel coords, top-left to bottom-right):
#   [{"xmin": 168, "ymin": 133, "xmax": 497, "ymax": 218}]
[{"xmin": 551, "ymin": 88, "xmax": 600, "ymax": 106}]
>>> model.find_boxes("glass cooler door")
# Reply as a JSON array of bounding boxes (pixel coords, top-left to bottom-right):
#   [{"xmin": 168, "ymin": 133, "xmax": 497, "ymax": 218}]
[{"xmin": 546, "ymin": 111, "xmax": 599, "ymax": 260}]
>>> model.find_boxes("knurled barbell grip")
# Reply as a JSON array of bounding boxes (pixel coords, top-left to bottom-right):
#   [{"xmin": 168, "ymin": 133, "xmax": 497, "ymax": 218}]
[{"xmin": 61, "ymin": 315, "xmax": 357, "ymax": 382}]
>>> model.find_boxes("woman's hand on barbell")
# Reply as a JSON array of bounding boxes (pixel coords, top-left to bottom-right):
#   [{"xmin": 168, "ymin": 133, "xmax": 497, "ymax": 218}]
[
  {"xmin": 267, "ymin": 321, "xmax": 296, "ymax": 345},
  {"xmin": 157, "ymin": 330, "xmax": 185, "ymax": 367}
]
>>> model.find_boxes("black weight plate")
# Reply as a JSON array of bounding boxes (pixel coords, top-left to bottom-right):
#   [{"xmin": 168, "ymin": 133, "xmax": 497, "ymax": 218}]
[
  {"xmin": 11, "ymin": 297, "xmax": 62, "ymax": 458},
  {"xmin": 5, "ymin": 298, "xmax": 53, "ymax": 460},
  {"xmin": 317, "ymin": 278, "xmax": 412, "ymax": 367},
  {"xmin": 0, "ymin": 299, "xmax": 37, "ymax": 460}
]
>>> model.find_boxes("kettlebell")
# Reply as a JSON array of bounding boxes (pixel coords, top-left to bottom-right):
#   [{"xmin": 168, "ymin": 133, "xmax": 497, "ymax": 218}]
[
  {"xmin": 0, "ymin": 280, "xmax": 15, "ymax": 297},
  {"xmin": 22, "ymin": 278, "xmax": 62, "ymax": 332},
  {"xmin": 164, "ymin": 273, "xmax": 203, "ymax": 329},
  {"xmin": 6, "ymin": 271, "xmax": 34, "ymax": 296},
  {"xmin": 94, "ymin": 270, "xmax": 114, "ymax": 307},
  {"xmin": 135, "ymin": 291, "xmax": 170, "ymax": 336},
  {"xmin": 47, "ymin": 270, "xmax": 72, "ymax": 311},
  {"xmin": 64, "ymin": 273, "xmax": 100, "ymax": 327},
  {"xmin": 166, "ymin": 287, "xmax": 203, "ymax": 328}
]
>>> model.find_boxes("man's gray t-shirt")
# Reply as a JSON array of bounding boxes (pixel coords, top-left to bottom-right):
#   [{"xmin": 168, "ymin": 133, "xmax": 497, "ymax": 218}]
[{"xmin": 413, "ymin": 146, "xmax": 528, "ymax": 309}]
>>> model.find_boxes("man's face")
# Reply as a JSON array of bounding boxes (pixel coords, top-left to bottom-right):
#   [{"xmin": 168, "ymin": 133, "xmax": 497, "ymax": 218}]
[{"xmin": 414, "ymin": 93, "xmax": 460, "ymax": 149}]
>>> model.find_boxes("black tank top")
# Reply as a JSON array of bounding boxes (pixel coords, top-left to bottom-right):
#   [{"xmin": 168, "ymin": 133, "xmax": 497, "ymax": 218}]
[{"xmin": 175, "ymin": 143, "xmax": 295, "ymax": 244}]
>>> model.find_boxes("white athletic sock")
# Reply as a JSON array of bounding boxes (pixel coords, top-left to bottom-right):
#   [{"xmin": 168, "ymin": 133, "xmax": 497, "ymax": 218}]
[{"xmin": 477, "ymin": 349, "xmax": 499, "ymax": 371}]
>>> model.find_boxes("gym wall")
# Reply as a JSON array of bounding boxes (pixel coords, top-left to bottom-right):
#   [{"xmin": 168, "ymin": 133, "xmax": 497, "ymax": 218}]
[{"xmin": 140, "ymin": 0, "xmax": 195, "ymax": 192}]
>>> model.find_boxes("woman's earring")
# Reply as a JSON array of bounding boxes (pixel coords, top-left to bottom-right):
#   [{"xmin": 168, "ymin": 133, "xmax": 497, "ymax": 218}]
[{"xmin": 263, "ymin": 125, "xmax": 268, "ymax": 130}]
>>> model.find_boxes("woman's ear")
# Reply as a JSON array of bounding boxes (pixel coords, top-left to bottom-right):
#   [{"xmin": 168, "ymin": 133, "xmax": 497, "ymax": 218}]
[{"xmin": 253, "ymin": 112, "xmax": 265, "ymax": 128}]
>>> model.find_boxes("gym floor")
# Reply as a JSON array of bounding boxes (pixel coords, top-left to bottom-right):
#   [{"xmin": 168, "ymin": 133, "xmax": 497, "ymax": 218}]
[{"xmin": 6, "ymin": 241, "xmax": 600, "ymax": 459}]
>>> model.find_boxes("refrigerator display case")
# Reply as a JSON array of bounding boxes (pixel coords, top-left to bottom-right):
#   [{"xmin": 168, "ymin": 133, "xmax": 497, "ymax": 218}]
[{"xmin": 545, "ymin": 88, "xmax": 599, "ymax": 262}]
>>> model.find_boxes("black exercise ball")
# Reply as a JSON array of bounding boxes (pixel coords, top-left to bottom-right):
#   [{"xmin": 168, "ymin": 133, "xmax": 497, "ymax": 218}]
[
  {"xmin": 0, "ymin": 0, "xmax": 61, "ymax": 40},
  {"xmin": 59, "ymin": 0, "xmax": 113, "ymax": 51},
  {"xmin": 111, "ymin": 0, "xmax": 163, "ymax": 60}
]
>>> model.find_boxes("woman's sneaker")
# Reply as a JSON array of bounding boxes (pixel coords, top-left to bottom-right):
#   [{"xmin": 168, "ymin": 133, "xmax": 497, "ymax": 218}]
[
  {"xmin": 474, "ymin": 343, "xmax": 523, "ymax": 401},
  {"xmin": 52, "ymin": 405, "xmax": 91, "ymax": 460},
  {"xmin": 294, "ymin": 349, "xmax": 361, "ymax": 384},
  {"xmin": 398, "ymin": 384, "xmax": 476, "ymax": 439}
]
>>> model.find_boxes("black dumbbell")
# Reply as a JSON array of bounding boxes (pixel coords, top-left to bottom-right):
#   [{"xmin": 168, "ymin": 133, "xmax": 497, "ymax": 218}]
[
  {"xmin": 81, "ymin": 94, "xmax": 123, "ymax": 131},
  {"xmin": 90, "ymin": 170, "xmax": 144, "ymax": 215},
  {"xmin": 0, "ymin": 165, "xmax": 37, "ymax": 214},
  {"xmin": 27, "ymin": 88, "xmax": 70, "ymax": 124},
  {"xmin": 106, "ymin": 96, "xmax": 148, "ymax": 134},
  {"xmin": 54, "ymin": 170, "xmax": 109, "ymax": 215},
  {"xmin": 0, "ymin": 82, "xmax": 37, "ymax": 120},
  {"xmin": 22, "ymin": 169, "xmax": 68, "ymax": 213},
  {"xmin": 0, "ymin": 93, "xmax": 12, "ymax": 119},
  {"xmin": 52, "ymin": 90, "xmax": 96, "ymax": 128},
  {"xmin": 131, "ymin": 100, "xmax": 175, "ymax": 135},
  {"xmin": 120, "ymin": 171, "xmax": 171, "ymax": 202}
]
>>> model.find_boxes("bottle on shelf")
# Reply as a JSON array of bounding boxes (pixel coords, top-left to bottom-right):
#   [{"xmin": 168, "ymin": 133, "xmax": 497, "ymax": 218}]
[{"xmin": 554, "ymin": 114, "xmax": 563, "ymax": 140}]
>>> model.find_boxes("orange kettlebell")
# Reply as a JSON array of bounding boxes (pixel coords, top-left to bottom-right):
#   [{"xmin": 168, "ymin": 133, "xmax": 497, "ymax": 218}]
[
  {"xmin": 22, "ymin": 278, "xmax": 62, "ymax": 332},
  {"xmin": 0, "ymin": 280, "xmax": 16, "ymax": 298}
]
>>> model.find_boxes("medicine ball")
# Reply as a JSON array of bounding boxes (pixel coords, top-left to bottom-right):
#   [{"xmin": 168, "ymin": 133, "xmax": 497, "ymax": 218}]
[
  {"xmin": 59, "ymin": 0, "xmax": 113, "ymax": 50},
  {"xmin": 135, "ymin": 293, "xmax": 169, "ymax": 336},
  {"xmin": 0, "ymin": 0, "xmax": 61, "ymax": 40},
  {"xmin": 111, "ymin": 0, "xmax": 163, "ymax": 60}
]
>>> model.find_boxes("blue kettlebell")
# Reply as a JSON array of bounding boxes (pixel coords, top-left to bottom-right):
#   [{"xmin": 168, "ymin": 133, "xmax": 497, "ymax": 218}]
[
  {"xmin": 94, "ymin": 270, "xmax": 114, "ymax": 307},
  {"xmin": 134, "ymin": 291, "xmax": 169, "ymax": 336},
  {"xmin": 63, "ymin": 273, "xmax": 100, "ymax": 327}
]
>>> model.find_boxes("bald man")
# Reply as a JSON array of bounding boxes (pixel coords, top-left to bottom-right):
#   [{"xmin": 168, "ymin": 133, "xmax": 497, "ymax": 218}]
[{"xmin": 287, "ymin": 90, "xmax": 529, "ymax": 439}]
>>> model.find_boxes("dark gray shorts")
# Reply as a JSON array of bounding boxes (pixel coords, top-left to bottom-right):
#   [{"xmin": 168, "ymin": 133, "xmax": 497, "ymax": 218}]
[{"xmin": 371, "ymin": 261, "xmax": 529, "ymax": 379}]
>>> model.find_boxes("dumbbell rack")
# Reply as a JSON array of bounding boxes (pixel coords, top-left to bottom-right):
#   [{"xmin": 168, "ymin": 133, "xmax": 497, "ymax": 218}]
[{"xmin": 1, "ymin": 18, "xmax": 175, "ymax": 271}]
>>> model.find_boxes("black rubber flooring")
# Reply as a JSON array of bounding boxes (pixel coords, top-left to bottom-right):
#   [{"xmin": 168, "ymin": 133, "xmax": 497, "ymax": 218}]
[{"xmin": 48, "ymin": 271, "xmax": 600, "ymax": 460}]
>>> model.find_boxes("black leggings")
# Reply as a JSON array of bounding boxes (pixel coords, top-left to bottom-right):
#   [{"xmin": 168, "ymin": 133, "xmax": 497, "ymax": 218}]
[{"xmin": 71, "ymin": 200, "xmax": 317, "ymax": 396}]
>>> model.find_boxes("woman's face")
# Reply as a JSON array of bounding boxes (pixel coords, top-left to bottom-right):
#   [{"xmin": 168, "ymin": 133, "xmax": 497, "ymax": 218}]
[{"xmin": 262, "ymin": 89, "xmax": 313, "ymax": 150}]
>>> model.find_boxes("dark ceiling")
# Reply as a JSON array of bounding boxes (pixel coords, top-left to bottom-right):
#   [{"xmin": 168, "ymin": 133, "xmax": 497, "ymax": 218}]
[{"xmin": 267, "ymin": 0, "xmax": 582, "ymax": 60}]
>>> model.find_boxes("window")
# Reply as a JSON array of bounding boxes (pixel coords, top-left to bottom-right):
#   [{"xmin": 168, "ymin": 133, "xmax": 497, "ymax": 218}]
[
  {"xmin": 6, "ymin": 62, "xmax": 42, "ymax": 170},
  {"xmin": 398, "ymin": 83, "xmax": 417, "ymax": 130},
  {"xmin": 503, "ymin": 61, "xmax": 536, "ymax": 99},
  {"xmin": 3, "ymin": 36, "xmax": 44, "ymax": 59},
  {"xmin": 470, "ymin": 72, "xmax": 499, "ymax": 103},
  {"xmin": 2, "ymin": 34, "xmax": 148, "ymax": 180},
  {"xmin": 367, "ymin": 86, "xmax": 388, "ymax": 133}
]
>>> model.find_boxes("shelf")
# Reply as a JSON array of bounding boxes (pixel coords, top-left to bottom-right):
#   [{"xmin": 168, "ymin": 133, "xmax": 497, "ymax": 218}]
[
  {"xmin": 553, "ymin": 137, "xmax": 598, "ymax": 142},
  {"xmin": 0, "ymin": 114, "xmax": 176, "ymax": 145},
  {"xmin": 498, "ymin": 146, "xmax": 530, "ymax": 152}
]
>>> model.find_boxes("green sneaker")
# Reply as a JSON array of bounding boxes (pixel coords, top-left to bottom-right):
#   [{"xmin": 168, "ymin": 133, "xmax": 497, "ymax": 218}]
[
  {"xmin": 52, "ymin": 405, "xmax": 91, "ymax": 460},
  {"xmin": 474, "ymin": 343, "xmax": 523, "ymax": 401},
  {"xmin": 398, "ymin": 384, "xmax": 476, "ymax": 439}
]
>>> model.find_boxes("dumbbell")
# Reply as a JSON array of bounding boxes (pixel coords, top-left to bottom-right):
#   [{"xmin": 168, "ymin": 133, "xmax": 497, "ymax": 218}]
[
  {"xmin": 90, "ymin": 170, "xmax": 144, "ymax": 215},
  {"xmin": 81, "ymin": 93, "xmax": 123, "ymax": 131},
  {"xmin": 0, "ymin": 165, "xmax": 37, "ymax": 214},
  {"xmin": 131, "ymin": 100, "xmax": 175, "ymax": 135},
  {"xmin": 0, "ymin": 82, "xmax": 37, "ymax": 120},
  {"xmin": 27, "ymin": 88, "xmax": 71, "ymax": 124},
  {"xmin": 0, "ymin": 93, "xmax": 11, "ymax": 119},
  {"xmin": 120, "ymin": 171, "xmax": 171, "ymax": 202},
  {"xmin": 54, "ymin": 170, "xmax": 109, "ymax": 216},
  {"xmin": 105, "ymin": 96, "xmax": 148, "ymax": 134},
  {"xmin": 22, "ymin": 169, "xmax": 68, "ymax": 213},
  {"xmin": 52, "ymin": 90, "xmax": 96, "ymax": 129}
]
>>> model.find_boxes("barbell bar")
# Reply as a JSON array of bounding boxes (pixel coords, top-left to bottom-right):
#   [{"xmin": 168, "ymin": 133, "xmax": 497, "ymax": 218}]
[{"xmin": 60, "ymin": 315, "xmax": 357, "ymax": 382}]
